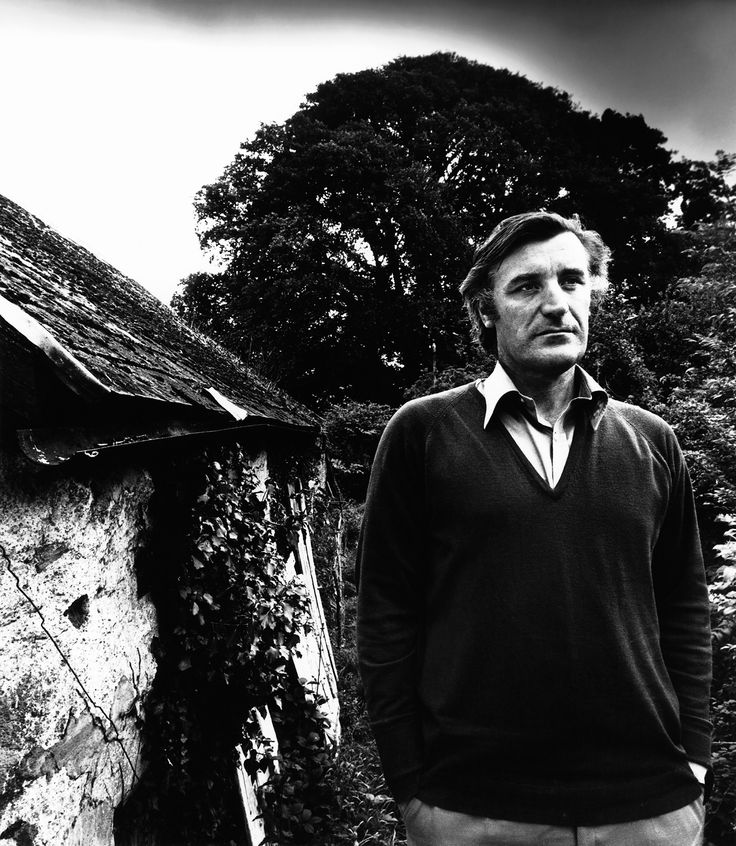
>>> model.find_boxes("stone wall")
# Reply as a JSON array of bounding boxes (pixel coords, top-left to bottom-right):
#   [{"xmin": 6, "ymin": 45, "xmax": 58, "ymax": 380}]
[{"xmin": 0, "ymin": 451, "xmax": 158, "ymax": 846}]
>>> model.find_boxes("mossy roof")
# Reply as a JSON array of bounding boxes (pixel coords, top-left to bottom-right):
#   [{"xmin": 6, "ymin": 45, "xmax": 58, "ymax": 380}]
[{"xmin": 0, "ymin": 193, "xmax": 317, "ymax": 432}]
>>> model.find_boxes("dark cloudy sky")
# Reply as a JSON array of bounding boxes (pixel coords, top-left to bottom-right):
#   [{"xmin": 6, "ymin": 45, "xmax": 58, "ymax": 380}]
[{"xmin": 1, "ymin": 0, "xmax": 733, "ymax": 301}]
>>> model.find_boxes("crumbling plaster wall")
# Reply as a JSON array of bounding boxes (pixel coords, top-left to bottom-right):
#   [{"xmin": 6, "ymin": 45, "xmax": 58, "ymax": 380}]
[{"xmin": 0, "ymin": 450, "xmax": 158, "ymax": 846}]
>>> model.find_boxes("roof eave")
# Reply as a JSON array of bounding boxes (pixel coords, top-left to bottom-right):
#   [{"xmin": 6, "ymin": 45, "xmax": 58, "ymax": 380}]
[
  {"xmin": 18, "ymin": 416, "xmax": 320, "ymax": 466},
  {"xmin": 0, "ymin": 290, "xmax": 318, "ymax": 434}
]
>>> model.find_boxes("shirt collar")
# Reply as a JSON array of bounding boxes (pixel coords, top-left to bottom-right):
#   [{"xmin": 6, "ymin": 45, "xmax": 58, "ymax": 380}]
[{"xmin": 477, "ymin": 362, "xmax": 608, "ymax": 430}]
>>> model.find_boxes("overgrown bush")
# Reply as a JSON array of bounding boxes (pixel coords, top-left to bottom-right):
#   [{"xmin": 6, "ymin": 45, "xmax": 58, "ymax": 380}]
[
  {"xmin": 322, "ymin": 402, "xmax": 394, "ymax": 500},
  {"xmin": 707, "ymin": 518, "xmax": 736, "ymax": 843}
]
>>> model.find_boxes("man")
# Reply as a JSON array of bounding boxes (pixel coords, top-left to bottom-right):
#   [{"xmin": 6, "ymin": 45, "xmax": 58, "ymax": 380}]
[{"xmin": 356, "ymin": 212, "xmax": 712, "ymax": 845}]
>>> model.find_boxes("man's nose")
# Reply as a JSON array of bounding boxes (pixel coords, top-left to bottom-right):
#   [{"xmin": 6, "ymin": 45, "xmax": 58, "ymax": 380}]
[{"xmin": 540, "ymin": 281, "xmax": 569, "ymax": 315}]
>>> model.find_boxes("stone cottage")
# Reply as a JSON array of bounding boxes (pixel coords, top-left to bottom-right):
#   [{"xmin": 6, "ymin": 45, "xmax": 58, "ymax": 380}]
[{"xmin": 0, "ymin": 194, "xmax": 338, "ymax": 845}]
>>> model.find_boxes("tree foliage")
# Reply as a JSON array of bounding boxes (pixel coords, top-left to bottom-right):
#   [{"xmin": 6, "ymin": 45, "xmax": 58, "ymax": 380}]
[
  {"xmin": 643, "ymin": 223, "xmax": 736, "ymax": 538},
  {"xmin": 174, "ymin": 52, "xmax": 729, "ymax": 406}
]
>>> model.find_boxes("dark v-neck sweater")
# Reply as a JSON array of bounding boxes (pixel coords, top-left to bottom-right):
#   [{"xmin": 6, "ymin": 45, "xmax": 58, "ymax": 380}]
[{"xmin": 357, "ymin": 383, "xmax": 712, "ymax": 826}]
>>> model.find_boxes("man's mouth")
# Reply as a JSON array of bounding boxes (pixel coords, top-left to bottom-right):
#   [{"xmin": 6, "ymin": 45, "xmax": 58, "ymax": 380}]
[{"xmin": 538, "ymin": 328, "xmax": 575, "ymax": 336}]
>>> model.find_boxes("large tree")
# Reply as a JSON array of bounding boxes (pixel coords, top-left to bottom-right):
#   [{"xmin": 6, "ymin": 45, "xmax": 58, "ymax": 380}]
[{"xmin": 175, "ymin": 52, "xmax": 727, "ymax": 405}]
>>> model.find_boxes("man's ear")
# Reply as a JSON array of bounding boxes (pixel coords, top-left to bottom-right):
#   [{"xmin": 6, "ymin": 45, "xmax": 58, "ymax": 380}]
[{"xmin": 478, "ymin": 305, "xmax": 496, "ymax": 329}]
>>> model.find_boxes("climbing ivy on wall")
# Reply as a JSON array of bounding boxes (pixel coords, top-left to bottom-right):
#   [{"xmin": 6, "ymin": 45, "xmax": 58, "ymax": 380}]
[{"xmin": 114, "ymin": 438, "xmax": 337, "ymax": 845}]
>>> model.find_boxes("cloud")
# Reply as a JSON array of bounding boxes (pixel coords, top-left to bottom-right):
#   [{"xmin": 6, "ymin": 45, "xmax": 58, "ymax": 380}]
[{"xmin": 28, "ymin": 0, "xmax": 736, "ymax": 162}]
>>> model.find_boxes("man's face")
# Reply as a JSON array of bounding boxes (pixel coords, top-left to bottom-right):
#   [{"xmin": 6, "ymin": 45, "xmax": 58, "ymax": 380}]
[{"xmin": 480, "ymin": 231, "xmax": 592, "ymax": 379}]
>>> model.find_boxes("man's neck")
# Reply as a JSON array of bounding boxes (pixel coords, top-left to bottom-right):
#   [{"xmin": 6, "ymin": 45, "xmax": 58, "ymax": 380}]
[{"xmin": 499, "ymin": 360, "xmax": 577, "ymax": 425}]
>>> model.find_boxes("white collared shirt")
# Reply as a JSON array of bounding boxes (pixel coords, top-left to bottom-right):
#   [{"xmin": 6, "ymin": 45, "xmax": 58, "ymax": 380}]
[{"xmin": 477, "ymin": 362, "xmax": 608, "ymax": 488}]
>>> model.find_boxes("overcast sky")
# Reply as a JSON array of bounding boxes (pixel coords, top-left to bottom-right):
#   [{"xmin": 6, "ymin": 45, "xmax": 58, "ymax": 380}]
[{"xmin": 1, "ymin": 0, "xmax": 734, "ymax": 303}]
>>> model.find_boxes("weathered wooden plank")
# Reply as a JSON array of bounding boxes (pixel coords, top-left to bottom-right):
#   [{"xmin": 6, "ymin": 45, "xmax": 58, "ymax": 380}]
[
  {"xmin": 286, "ymin": 483, "xmax": 340, "ymax": 743},
  {"xmin": 235, "ymin": 706, "xmax": 280, "ymax": 846}
]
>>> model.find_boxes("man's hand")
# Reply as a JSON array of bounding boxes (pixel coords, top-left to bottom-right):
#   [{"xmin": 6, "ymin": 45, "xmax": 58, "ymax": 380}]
[{"xmin": 399, "ymin": 797, "xmax": 420, "ymax": 819}]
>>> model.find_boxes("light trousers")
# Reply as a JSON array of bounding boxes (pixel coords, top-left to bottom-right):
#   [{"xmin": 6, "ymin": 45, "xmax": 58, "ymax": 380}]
[{"xmin": 403, "ymin": 796, "xmax": 705, "ymax": 846}]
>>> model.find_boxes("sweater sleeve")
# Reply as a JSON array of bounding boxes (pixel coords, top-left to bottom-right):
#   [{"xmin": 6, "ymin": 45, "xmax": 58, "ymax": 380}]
[
  {"xmin": 652, "ymin": 429, "xmax": 713, "ymax": 774},
  {"xmin": 356, "ymin": 403, "xmax": 426, "ymax": 803}
]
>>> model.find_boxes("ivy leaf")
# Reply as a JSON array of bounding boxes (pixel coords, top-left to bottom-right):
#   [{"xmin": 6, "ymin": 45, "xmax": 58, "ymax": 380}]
[{"xmin": 197, "ymin": 539, "xmax": 214, "ymax": 556}]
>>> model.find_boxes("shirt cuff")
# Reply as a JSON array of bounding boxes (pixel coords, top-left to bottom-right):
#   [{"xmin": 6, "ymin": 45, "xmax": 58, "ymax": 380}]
[{"xmin": 688, "ymin": 761, "xmax": 707, "ymax": 785}]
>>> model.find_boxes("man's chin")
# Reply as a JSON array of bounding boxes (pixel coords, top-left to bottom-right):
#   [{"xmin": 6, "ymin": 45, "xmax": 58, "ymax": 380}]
[{"xmin": 530, "ymin": 348, "xmax": 584, "ymax": 376}]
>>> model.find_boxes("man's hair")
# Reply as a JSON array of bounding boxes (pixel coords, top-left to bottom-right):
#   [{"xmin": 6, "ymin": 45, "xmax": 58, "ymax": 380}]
[{"xmin": 459, "ymin": 211, "xmax": 612, "ymax": 355}]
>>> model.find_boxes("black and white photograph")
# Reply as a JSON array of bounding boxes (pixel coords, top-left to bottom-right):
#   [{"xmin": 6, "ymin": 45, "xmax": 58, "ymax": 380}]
[{"xmin": 0, "ymin": 1, "xmax": 734, "ymax": 844}]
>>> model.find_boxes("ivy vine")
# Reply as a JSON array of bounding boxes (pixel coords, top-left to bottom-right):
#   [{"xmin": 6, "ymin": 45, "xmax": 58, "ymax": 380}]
[{"xmin": 114, "ymin": 438, "xmax": 337, "ymax": 845}]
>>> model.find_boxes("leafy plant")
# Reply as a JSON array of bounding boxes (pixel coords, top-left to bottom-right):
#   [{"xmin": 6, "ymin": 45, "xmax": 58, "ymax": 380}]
[
  {"xmin": 707, "ymin": 517, "xmax": 736, "ymax": 844},
  {"xmin": 114, "ymin": 443, "xmax": 336, "ymax": 845}
]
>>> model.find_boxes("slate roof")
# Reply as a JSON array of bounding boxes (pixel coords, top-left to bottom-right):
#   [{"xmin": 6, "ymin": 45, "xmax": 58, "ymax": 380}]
[{"xmin": 0, "ymin": 193, "xmax": 318, "ymax": 458}]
